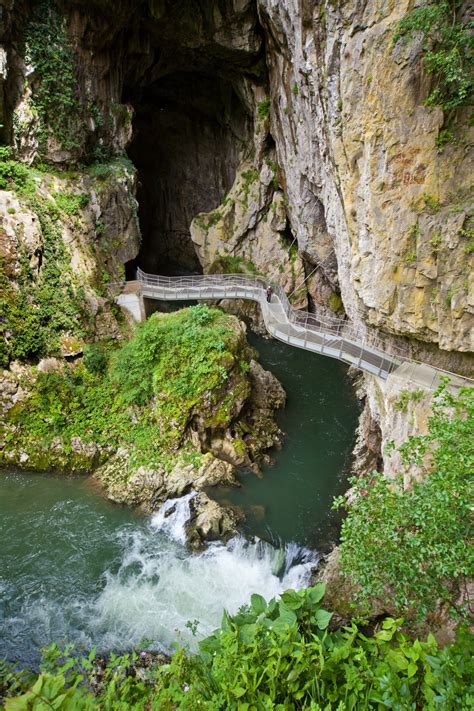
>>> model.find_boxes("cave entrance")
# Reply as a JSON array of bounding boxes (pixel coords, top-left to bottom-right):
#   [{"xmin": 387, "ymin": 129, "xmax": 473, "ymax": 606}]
[{"xmin": 126, "ymin": 72, "xmax": 251, "ymax": 276}]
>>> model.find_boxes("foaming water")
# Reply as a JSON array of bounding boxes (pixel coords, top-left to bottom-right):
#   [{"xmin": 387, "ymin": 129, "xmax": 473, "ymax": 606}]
[
  {"xmin": 87, "ymin": 494, "xmax": 317, "ymax": 650},
  {"xmin": 0, "ymin": 476, "xmax": 317, "ymax": 666}
]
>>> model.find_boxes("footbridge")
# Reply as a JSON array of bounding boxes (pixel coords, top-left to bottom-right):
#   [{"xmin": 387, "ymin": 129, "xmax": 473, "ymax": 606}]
[{"xmin": 113, "ymin": 268, "xmax": 471, "ymax": 388}]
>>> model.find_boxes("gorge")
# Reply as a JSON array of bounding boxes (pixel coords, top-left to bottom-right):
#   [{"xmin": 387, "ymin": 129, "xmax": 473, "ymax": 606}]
[{"xmin": 0, "ymin": 0, "xmax": 472, "ymax": 706}]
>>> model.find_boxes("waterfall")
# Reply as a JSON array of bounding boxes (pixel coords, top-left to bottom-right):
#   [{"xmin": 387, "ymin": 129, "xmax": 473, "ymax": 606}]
[
  {"xmin": 89, "ymin": 493, "xmax": 319, "ymax": 650},
  {"xmin": 150, "ymin": 491, "xmax": 196, "ymax": 544}
]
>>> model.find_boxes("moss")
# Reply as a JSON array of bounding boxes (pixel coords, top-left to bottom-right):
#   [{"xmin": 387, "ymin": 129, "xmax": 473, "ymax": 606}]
[
  {"xmin": 328, "ymin": 292, "xmax": 344, "ymax": 314},
  {"xmin": 2, "ymin": 307, "xmax": 254, "ymax": 475}
]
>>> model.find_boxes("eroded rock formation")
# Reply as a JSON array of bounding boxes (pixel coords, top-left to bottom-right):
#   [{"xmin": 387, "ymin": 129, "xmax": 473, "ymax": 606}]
[{"xmin": 0, "ymin": 0, "xmax": 472, "ymax": 549}]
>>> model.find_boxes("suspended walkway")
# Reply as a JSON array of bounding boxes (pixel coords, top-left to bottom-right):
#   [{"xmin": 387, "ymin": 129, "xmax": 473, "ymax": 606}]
[{"xmin": 113, "ymin": 268, "xmax": 472, "ymax": 388}]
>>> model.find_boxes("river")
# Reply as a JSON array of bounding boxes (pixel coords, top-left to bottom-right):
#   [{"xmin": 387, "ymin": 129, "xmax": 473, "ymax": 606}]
[{"xmin": 0, "ymin": 335, "xmax": 359, "ymax": 667}]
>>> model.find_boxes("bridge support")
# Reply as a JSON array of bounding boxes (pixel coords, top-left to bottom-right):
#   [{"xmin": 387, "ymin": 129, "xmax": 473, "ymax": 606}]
[{"xmin": 115, "ymin": 285, "xmax": 146, "ymax": 322}]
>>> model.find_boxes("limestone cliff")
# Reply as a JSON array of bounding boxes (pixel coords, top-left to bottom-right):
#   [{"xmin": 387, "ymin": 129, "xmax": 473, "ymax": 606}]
[
  {"xmin": 0, "ymin": 0, "xmax": 472, "ymax": 541},
  {"xmin": 2, "ymin": 0, "xmax": 472, "ymax": 366}
]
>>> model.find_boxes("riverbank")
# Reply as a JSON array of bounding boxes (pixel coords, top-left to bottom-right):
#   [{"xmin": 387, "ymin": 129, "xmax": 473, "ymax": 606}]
[{"xmin": 0, "ymin": 306, "xmax": 287, "ymax": 546}]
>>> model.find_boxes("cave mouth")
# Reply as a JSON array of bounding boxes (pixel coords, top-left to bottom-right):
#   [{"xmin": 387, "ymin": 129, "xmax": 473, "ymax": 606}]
[{"xmin": 126, "ymin": 71, "xmax": 252, "ymax": 276}]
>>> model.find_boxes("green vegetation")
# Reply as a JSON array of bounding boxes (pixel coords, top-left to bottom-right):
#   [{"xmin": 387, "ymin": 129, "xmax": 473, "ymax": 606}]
[
  {"xmin": 328, "ymin": 291, "xmax": 344, "ymax": 314},
  {"xmin": 0, "ymin": 185, "xmax": 91, "ymax": 366},
  {"xmin": 53, "ymin": 190, "xmax": 89, "ymax": 216},
  {"xmin": 239, "ymin": 168, "xmax": 259, "ymax": 210},
  {"xmin": 444, "ymin": 284, "xmax": 458, "ymax": 307},
  {"xmin": 0, "ymin": 149, "xmax": 91, "ymax": 367},
  {"xmin": 405, "ymin": 221, "xmax": 419, "ymax": 264},
  {"xmin": 2, "ymin": 307, "xmax": 251, "ymax": 470},
  {"xmin": 394, "ymin": 389, "xmax": 425, "ymax": 413},
  {"xmin": 436, "ymin": 127, "xmax": 456, "ymax": 150},
  {"xmin": 459, "ymin": 216, "xmax": 474, "ymax": 254},
  {"xmin": 0, "ymin": 147, "xmax": 36, "ymax": 193},
  {"xmin": 257, "ymin": 98, "xmax": 271, "ymax": 120},
  {"xmin": 209, "ymin": 254, "xmax": 259, "ymax": 275},
  {"xmin": 195, "ymin": 208, "xmax": 223, "ymax": 232},
  {"xmin": 423, "ymin": 193, "xmax": 440, "ymax": 211},
  {"xmin": 266, "ymin": 158, "xmax": 280, "ymax": 189},
  {"xmin": 0, "ymin": 150, "xmax": 139, "ymax": 366},
  {"xmin": 335, "ymin": 385, "xmax": 473, "ymax": 622},
  {"xmin": 394, "ymin": 1, "xmax": 474, "ymax": 112},
  {"xmin": 2, "ymin": 586, "xmax": 472, "ymax": 709},
  {"xmin": 24, "ymin": 0, "xmax": 82, "ymax": 153}
]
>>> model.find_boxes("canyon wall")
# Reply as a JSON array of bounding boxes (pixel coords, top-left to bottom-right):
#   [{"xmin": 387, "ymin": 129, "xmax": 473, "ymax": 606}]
[{"xmin": 1, "ymin": 0, "xmax": 472, "ymax": 483}]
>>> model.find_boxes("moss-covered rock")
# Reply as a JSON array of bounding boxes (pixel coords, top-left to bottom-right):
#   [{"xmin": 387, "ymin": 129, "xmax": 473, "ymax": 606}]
[{"xmin": 0, "ymin": 306, "xmax": 285, "ymax": 543}]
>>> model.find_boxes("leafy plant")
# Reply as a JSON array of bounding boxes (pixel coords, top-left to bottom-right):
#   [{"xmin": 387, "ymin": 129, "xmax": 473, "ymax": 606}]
[
  {"xmin": 394, "ymin": 1, "xmax": 474, "ymax": 112},
  {"xmin": 336, "ymin": 384, "xmax": 474, "ymax": 620},
  {"xmin": 0, "ymin": 148, "xmax": 36, "ymax": 193},
  {"xmin": 2, "ymin": 589, "xmax": 473, "ymax": 709}
]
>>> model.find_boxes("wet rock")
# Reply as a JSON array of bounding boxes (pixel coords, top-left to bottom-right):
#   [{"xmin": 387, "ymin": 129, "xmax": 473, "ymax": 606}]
[{"xmin": 187, "ymin": 492, "xmax": 244, "ymax": 549}]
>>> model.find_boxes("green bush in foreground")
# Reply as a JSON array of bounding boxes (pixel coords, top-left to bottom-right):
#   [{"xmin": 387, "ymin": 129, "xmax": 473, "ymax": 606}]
[
  {"xmin": 1, "ymin": 585, "xmax": 473, "ymax": 709},
  {"xmin": 335, "ymin": 385, "xmax": 473, "ymax": 622}
]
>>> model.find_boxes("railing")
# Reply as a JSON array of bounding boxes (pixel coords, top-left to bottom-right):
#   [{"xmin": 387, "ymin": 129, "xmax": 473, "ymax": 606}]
[{"xmin": 110, "ymin": 269, "xmax": 473, "ymax": 386}]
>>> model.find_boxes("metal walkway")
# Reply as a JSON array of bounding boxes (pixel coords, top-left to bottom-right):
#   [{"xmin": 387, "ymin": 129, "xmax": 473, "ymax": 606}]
[{"xmin": 115, "ymin": 268, "xmax": 472, "ymax": 387}]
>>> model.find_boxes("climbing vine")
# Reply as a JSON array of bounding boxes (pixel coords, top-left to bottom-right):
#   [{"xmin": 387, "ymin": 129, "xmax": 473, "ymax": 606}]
[{"xmin": 24, "ymin": 0, "xmax": 82, "ymax": 154}]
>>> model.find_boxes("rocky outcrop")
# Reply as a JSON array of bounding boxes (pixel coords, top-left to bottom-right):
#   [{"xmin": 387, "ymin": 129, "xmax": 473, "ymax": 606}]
[
  {"xmin": 4, "ymin": 0, "xmax": 472, "ymax": 362},
  {"xmin": 258, "ymin": 0, "xmax": 473, "ymax": 362},
  {"xmin": 1, "ymin": 308, "xmax": 286, "ymax": 545},
  {"xmin": 1, "ymin": 0, "xmax": 472, "ymax": 553}
]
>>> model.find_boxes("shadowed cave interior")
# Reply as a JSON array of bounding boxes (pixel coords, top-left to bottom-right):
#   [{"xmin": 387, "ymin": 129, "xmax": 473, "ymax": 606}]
[{"xmin": 126, "ymin": 71, "xmax": 252, "ymax": 276}]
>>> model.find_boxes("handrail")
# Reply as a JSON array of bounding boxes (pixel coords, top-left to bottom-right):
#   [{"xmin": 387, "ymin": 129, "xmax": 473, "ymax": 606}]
[{"xmin": 111, "ymin": 269, "xmax": 473, "ymax": 386}]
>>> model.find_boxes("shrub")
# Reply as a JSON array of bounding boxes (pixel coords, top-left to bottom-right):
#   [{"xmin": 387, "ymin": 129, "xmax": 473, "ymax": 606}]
[
  {"xmin": 335, "ymin": 384, "xmax": 474, "ymax": 620},
  {"xmin": 394, "ymin": 1, "xmax": 474, "ymax": 112},
  {"xmin": 0, "ymin": 148, "xmax": 36, "ymax": 193}
]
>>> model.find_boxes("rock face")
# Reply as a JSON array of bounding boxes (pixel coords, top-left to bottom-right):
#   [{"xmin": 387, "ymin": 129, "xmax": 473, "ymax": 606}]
[
  {"xmin": 258, "ymin": 0, "xmax": 473, "ymax": 359},
  {"xmin": 0, "ymin": 0, "xmax": 472, "ymax": 547},
  {"xmin": 3, "ymin": 0, "xmax": 472, "ymax": 362}
]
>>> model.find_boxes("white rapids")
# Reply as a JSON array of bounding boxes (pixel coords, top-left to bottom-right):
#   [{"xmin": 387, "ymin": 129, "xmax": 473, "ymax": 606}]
[{"xmin": 88, "ymin": 492, "xmax": 318, "ymax": 650}]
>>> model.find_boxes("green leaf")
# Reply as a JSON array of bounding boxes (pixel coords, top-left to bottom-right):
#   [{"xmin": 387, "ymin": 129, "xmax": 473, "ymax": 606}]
[
  {"xmin": 232, "ymin": 686, "xmax": 247, "ymax": 698},
  {"xmin": 314, "ymin": 609, "xmax": 333, "ymax": 630},
  {"xmin": 307, "ymin": 584, "xmax": 325, "ymax": 606},
  {"xmin": 407, "ymin": 661, "xmax": 418, "ymax": 678},
  {"xmin": 251, "ymin": 593, "xmax": 267, "ymax": 615}
]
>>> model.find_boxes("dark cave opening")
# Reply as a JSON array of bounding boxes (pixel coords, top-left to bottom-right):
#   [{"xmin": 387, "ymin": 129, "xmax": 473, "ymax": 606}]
[{"xmin": 126, "ymin": 72, "xmax": 252, "ymax": 276}]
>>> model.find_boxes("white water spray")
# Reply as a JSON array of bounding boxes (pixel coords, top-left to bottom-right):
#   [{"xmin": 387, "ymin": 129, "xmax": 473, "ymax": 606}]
[{"xmin": 89, "ymin": 493, "xmax": 318, "ymax": 650}]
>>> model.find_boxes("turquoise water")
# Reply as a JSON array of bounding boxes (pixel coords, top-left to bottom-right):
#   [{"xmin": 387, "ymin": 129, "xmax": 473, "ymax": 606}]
[
  {"xmin": 0, "ymin": 336, "xmax": 359, "ymax": 667},
  {"xmin": 215, "ymin": 334, "xmax": 360, "ymax": 548}
]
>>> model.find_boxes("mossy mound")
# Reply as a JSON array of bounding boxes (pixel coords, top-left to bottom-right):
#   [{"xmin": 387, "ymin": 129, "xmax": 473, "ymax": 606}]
[{"xmin": 1, "ymin": 305, "xmax": 254, "ymax": 473}]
